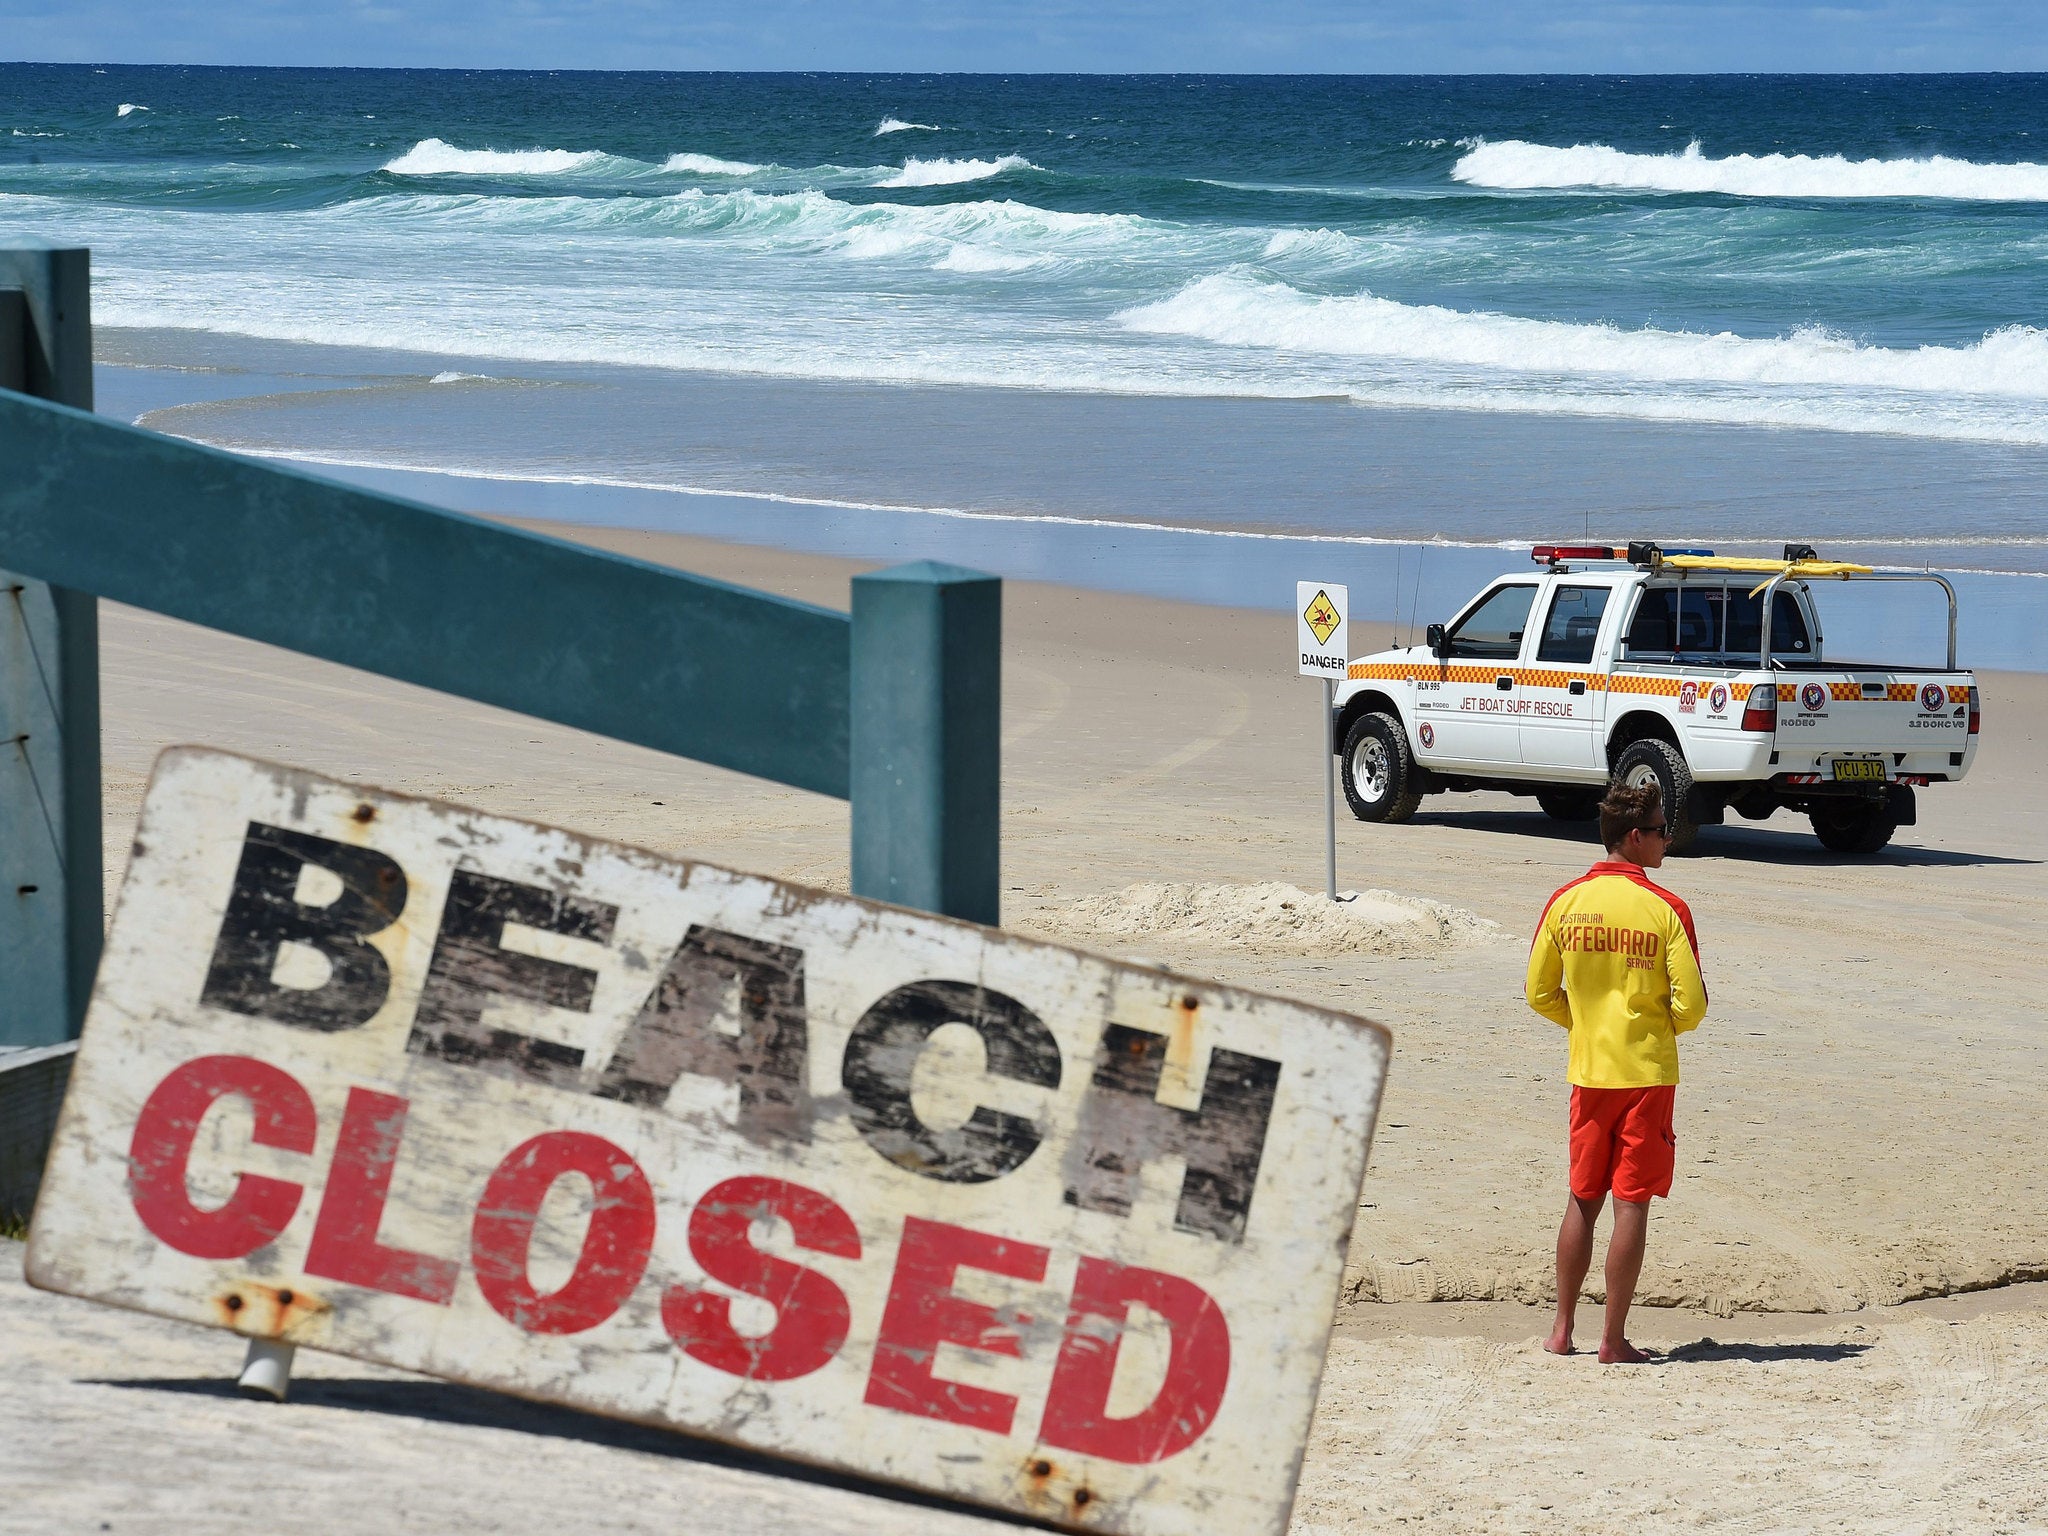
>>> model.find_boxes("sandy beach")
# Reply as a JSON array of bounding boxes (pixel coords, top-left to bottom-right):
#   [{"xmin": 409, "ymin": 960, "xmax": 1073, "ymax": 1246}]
[{"xmin": 6, "ymin": 515, "xmax": 2041, "ymax": 1531}]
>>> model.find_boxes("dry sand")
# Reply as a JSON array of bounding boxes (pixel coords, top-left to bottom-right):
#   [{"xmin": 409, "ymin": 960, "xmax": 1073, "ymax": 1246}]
[{"xmin": 11, "ymin": 519, "xmax": 2046, "ymax": 1531}]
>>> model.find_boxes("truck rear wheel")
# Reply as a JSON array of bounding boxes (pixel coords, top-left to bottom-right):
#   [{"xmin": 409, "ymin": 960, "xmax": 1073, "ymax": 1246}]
[
  {"xmin": 1610, "ymin": 739, "xmax": 1700, "ymax": 854},
  {"xmin": 1809, "ymin": 799, "xmax": 1897, "ymax": 855},
  {"xmin": 1536, "ymin": 790, "xmax": 1602, "ymax": 823},
  {"xmin": 1341, "ymin": 713, "xmax": 1423, "ymax": 824}
]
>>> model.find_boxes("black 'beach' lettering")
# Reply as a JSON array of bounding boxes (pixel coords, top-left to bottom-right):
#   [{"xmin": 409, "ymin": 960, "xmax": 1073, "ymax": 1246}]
[
  {"xmin": 199, "ymin": 822, "xmax": 407, "ymax": 1031},
  {"xmin": 1063, "ymin": 1023, "xmax": 1280, "ymax": 1243},
  {"xmin": 842, "ymin": 979, "xmax": 1060, "ymax": 1183},
  {"xmin": 406, "ymin": 869, "xmax": 618, "ymax": 1089},
  {"xmin": 596, "ymin": 924, "xmax": 813, "ymax": 1143}
]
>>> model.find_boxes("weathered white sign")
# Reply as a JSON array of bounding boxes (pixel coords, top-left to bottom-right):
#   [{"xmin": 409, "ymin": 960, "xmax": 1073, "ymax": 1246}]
[
  {"xmin": 1297, "ymin": 582, "xmax": 1348, "ymax": 679},
  {"xmin": 28, "ymin": 749, "xmax": 1388, "ymax": 1536}
]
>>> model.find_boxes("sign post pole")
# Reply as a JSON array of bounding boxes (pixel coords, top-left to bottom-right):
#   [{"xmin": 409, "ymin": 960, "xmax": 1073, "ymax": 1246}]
[
  {"xmin": 1323, "ymin": 677, "xmax": 1337, "ymax": 901},
  {"xmin": 1296, "ymin": 581, "xmax": 1349, "ymax": 905}
]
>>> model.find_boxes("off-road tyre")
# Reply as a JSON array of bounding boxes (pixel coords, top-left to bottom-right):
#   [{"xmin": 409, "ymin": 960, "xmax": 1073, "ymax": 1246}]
[
  {"xmin": 1536, "ymin": 789, "xmax": 1603, "ymax": 823},
  {"xmin": 1610, "ymin": 738, "xmax": 1700, "ymax": 854},
  {"xmin": 1808, "ymin": 799, "xmax": 1897, "ymax": 855},
  {"xmin": 1341, "ymin": 712, "xmax": 1424, "ymax": 824}
]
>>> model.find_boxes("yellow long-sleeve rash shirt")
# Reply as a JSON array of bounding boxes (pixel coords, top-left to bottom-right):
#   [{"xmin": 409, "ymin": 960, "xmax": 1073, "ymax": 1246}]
[{"xmin": 1525, "ymin": 860, "xmax": 1708, "ymax": 1088}]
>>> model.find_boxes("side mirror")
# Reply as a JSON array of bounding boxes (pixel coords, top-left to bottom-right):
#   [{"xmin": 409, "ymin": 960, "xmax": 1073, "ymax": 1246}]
[{"xmin": 1425, "ymin": 623, "xmax": 1447, "ymax": 657}]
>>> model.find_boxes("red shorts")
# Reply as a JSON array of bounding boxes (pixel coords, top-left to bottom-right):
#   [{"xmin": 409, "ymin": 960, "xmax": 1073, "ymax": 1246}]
[{"xmin": 1568, "ymin": 1085, "xmax": 1677, "ymax": 1203}]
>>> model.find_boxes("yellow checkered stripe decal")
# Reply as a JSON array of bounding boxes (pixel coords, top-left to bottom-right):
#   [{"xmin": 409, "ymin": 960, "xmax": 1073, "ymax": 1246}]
[
  {"xmin": 1773, "ymin": 683, "xmax": 1969, "ymax": 704},
  {"xmin": 1344, "ymin": 660, "xmax": 1963, "ymax": 703}
]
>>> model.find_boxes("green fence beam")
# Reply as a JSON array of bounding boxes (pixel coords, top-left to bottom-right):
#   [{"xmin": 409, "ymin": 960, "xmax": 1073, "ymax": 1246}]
[
  {"xmin": 849, "ymin": 562, "xmax": 1001, "ymax": 926},
  {"xmin": 0, "ymin": 389, "xmax": 854, "ymax": 801},
  {"xmin": 1, "ymin": 245, "xmax": 101, "ymax": 1046}
]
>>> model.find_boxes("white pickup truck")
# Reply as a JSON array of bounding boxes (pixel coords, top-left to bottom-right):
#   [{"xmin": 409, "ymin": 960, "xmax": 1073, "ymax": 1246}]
[{"xmin": 1332, "ymin": 543, "xmax": 1980, "ymax": 855}]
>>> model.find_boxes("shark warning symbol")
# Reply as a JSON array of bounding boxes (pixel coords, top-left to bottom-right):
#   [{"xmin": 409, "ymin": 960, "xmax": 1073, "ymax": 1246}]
[{"xmin": 1303, "ymin": 589, "xmax": 1341, "ymax": 646}]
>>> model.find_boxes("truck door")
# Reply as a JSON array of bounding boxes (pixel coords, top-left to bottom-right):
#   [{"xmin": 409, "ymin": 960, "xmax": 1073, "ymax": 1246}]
[
  {"xmin": 1519, "ymin": 582, "xmax": 1613, "ymax": 772},
  {"xmin": 1422, "ymin": 581, "xmax": 1538, "ymax": 768}
]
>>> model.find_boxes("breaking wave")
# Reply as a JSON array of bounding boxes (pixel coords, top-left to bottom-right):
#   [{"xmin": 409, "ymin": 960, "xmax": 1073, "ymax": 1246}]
[
  {"xmin": 660, "ymin": 152, "xmax": 763, "ymax": 175},
  {"xmin": 876, "ymin": 118, "xmax": 940, "ymax": 135},
  {"xmin": 1120, "ymin": 272, "xmax": 2048, "ymax": 399},
  {"xmin": 1453, "ymin": 139, "xmax": 2048, "ymax": 201},
  {"xmin": 876, "ymin": 155, "xmax": 1038, "ymax": 188},
  {"xmin": 116, "ymin": 103, "xmax": 147, "ymax": 117},
  {"xmin": 383, "ymin": 138, "xmax": 615, "ymax": 176}
]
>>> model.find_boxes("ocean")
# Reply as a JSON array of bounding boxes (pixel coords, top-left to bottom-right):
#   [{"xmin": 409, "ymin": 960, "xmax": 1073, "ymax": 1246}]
[{"xmin": 5, "ymin": 65, "xmax": 2048, "ymax": 663}]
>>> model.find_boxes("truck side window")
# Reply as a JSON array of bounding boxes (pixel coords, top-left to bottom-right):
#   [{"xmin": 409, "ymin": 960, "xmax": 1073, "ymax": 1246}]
[
  {"xmin": 1725, "ymin": 589, "xmax": 1814, "ymax": 657},
  {"xmin": 1536, "ymin": 585, "xmax": 1611, "ymax": 665},
  {"xmin": 1625, "ymin": 587, "xmax": 1678, "ymax": 655},
  {"xmin": 1676, "ymin": 589, "xmax": 1720, "ymax": 655},
  {"xmin": 1445, "ymin": 584, "xmax": 1537, "ymax": 661},
  {"xmin": 1772, "ymin": 592, "xmax": 1812, "ymax": 654}
]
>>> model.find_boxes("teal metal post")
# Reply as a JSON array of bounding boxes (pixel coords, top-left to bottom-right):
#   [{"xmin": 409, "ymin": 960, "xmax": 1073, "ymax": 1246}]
[
  {"xmin": 0, "ymin": 246, "xmax": 101, "ymax": 1047},
  {"xmin": 849, "ymin": 562, "xmax": 1001, "ymax": 926}
]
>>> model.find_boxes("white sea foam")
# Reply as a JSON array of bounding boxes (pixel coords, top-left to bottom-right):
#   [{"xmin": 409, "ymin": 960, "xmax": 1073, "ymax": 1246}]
[
  {"xmin": 933, "ymin": 244, "xmax": 1041, "ymax": 273},
  {"xmin": 1453, "ymin": 139, "xmax": 2048, "ymax": 201},
  {"xmin": 661, "ymin": 152, "xmax": 763, "ymax": 176},
  {"xmin": 384, "ymin": 138, "xmax": 613, "ymax": 176},
  {"xmin": 1120, "ymin": 272, "xmax": 2048, "ymax": 400},
  {"xmin": 427, "ymin": 370, "xmax": 490, "ymax": 383},
  {"xmin": 116, "ymin": 103, "xmax": 148, "ymax": 117},
  {"xmin": 876, "ymin": 118, "xmax": 940, "ymax": 136},
  {"xmin": 1262, "ymin": 228, "xmax": 1355, "ymax": 261},
  {"xmin": 876, "ymin": 155, "xmax": 1037, "ymax": 188}
]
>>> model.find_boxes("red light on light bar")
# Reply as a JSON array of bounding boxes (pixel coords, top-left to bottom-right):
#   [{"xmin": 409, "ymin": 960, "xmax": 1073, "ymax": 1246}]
[{"xmin": 1531, "ymin": 545, "xmax": 1617, "ymax": 563}]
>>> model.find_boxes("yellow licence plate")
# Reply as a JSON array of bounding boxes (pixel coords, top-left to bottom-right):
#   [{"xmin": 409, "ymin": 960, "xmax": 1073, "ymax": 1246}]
[{"xmin": 1831, "ymin": 759, "xmax": 1887, "ymax": 782}]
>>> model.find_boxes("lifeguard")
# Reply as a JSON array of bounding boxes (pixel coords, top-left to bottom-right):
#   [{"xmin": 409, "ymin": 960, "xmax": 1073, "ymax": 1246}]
[{"xmin": 1525, "ymin": 778, "xmax": 1708, "ymax": 1363}]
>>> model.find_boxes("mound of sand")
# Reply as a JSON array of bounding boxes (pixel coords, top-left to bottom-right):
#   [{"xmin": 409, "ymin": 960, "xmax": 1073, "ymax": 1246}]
[{"xmin": 1034, "ymin": 881, "xmax": 1504, "ymax": 958}]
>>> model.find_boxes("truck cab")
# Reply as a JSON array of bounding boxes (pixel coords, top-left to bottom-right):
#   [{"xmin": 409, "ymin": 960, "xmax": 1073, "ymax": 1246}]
[{"xmin": 1331, "ymin": 545, "xmax": 1979, "ymax": 855}]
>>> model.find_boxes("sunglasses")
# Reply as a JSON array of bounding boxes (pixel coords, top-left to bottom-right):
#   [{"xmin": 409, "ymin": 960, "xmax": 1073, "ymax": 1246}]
[{"xmin": 1637, "ymin": 823, "xmax": 1671, "ymax": 840}]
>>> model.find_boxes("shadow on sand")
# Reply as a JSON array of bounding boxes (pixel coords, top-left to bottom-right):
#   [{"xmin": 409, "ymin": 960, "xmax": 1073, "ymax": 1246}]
[
  {"xmin": 1416, "ymin": 806, "xmax": 2036, "ymax": 869},
  {"xmin": 1658, "ymin": 1339, "xmax": 1875, "ymax": 1365},
  {"xmin": 91, "ymin": 1375, "xmax": 1038, "ymax": 1528}
]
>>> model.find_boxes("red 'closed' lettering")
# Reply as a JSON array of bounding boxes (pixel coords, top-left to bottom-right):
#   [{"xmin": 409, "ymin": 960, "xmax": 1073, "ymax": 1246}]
[
  {"xmin": 128, "ymin": 1055, "xmax": 316, "ymax": 1259},
  {"xmin": 472, "ymin": 1131, "xmax": 657, "ymax": 1335},
  {"xmin": 663, "ymin": 1175, "xmax": 861, "ymax": 1381},
  {"xmin": 304, "ymin": 1087, "xmax": 459, "ymax": 1304},
  {"xmin": 865, "ymin": 1217, "xmax": 1049, "ymax": 1434},
  {"xmin": 1039, "ymin": 1257, "xmax": 1231, "ymax": 1464}
]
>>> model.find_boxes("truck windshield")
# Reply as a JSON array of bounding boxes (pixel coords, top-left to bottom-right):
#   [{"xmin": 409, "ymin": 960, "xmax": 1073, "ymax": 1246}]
[
  {"xmin": 1626, "ymin": 584, "xmax": 1811, "ymax": 663},
  {"xmin": 1446, "ymin": 584, "xmax": 1537, "ymax": 661}
]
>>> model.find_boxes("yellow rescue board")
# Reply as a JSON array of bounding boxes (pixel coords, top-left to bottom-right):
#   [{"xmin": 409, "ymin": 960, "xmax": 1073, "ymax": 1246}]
[{"xmin": 1659, "ymin": 554, "xmax": 1875, "ymax": 579}]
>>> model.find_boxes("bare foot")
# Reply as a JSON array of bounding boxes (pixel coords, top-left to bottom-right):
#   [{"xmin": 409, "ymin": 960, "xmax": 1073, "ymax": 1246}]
[
  {"xmin": 1598, "ymin": 1338, "xmax": 1650, "ymax": 1364},
  {"xmin": 1543, "ymin": 1322, "xmax": 1575, "ymax": 1356}
]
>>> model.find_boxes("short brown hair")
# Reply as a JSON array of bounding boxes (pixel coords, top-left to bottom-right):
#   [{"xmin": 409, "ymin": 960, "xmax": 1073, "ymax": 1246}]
[{"xmin": 1600, "ymin": 779, "xmax": 1663, "ymax": 852}]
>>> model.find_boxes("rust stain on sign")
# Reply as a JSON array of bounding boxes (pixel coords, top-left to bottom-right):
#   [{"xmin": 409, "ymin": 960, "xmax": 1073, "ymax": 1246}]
[{"xmin": 27, "ymin": 748, "xmax": 1390, "ymax": 1536}]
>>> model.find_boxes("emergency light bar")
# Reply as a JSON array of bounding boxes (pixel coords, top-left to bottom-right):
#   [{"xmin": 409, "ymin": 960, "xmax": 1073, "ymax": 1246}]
[{"xmin": 1530, "ymin": 542, "xmax": 1719, "ymax": 566}]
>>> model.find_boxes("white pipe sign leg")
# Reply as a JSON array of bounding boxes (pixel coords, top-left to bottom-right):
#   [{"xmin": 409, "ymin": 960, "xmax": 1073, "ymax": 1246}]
[{"xmin": 25, "ymin": 748, "xmax": 1390, "ymax": 1536}]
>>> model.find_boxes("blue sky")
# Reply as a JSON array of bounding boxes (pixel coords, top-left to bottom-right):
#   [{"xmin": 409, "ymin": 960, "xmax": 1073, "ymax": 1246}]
[{"xmin": 4, "ymin": 0, "xmax": 2045, "ymax": 72}]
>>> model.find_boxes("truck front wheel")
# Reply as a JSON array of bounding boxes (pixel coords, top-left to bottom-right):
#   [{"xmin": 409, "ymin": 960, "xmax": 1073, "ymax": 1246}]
[
  {"xmin": 1341, "ymin": 713, "xmax": 1424, "ymax": 824},
  {"xmin": 1809, "ymin": 799, "xmax": 1897, "ymax": 855},
  {"xmin": 1610, "ymin": 739, "xmax": 1700, "ymax": 854}
]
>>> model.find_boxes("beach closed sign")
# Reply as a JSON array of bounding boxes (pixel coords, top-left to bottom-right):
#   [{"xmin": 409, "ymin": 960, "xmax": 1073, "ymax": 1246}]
[
  {"xmin": 1297, "ymin": 581, "xmax": 1348, "ymax": 678},
  {"xmin": 27, "ymin": 748, "xmax": 1389, "ymax": 1536}
]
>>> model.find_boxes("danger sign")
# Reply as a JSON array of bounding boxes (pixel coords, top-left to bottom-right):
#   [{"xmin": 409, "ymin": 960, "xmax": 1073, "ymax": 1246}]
[
  {"xmin": 27, "ymin": 749, "xmax": 1388, "ymax": 1536},
  {"xmin": 1297, "ymin": 581, "xmax": 1349, "ymax": 678}
]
